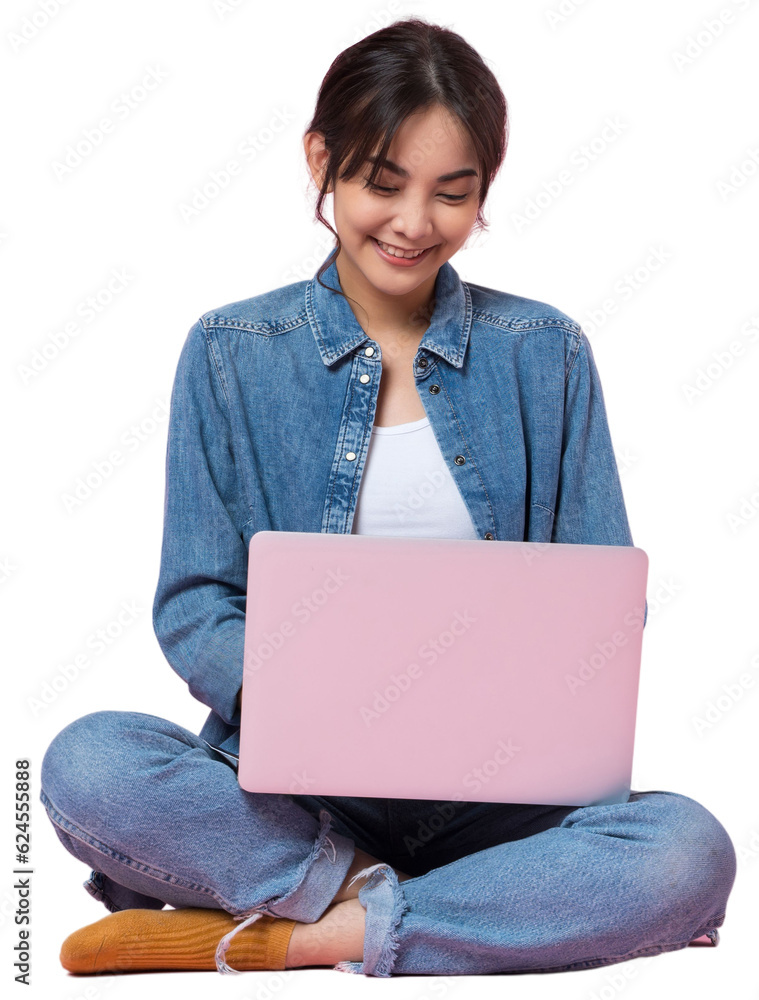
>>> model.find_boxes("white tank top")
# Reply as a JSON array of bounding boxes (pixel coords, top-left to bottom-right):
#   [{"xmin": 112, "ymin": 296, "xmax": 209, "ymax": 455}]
[{"xmin": 351, "ymin": 415, "xmax": 479, "ymax": 539}]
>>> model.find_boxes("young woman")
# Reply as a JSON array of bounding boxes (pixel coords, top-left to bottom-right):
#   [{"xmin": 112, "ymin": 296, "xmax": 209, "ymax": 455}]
[{"xmin": 40, "ymin": 17, "xmax": 736, "ymax": 978}]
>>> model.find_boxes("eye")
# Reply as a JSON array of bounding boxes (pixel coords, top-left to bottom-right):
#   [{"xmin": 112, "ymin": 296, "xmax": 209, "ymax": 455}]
[
  {"xmin": 362, "ymin": 179, "xmax": 468, "ymax": 201},
  {"xmin": 362, "ymin": 180, "xmax": 396, "ymax": 193}
]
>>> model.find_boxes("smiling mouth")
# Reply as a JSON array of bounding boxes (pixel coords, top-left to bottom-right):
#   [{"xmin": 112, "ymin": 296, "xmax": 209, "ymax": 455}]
[{"xmin": 372, "ymin": 236, "xmax": 437, "ymax": 259}]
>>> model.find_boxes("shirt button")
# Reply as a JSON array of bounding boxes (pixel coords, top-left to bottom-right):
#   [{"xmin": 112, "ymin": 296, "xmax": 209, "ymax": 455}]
[
  {"xmin": 484, "ymin": 532, "xmax": 494, "ymax": 540},
  {"xmin": 364, "ymin": 347, "xmax": 375, "ymax": 357},
  {"xmin": 429, "ymin": 385, "xmax": 440, "ymax": 394},
  {"xmin": 346, "ymin": 452, "xmax": 357, "ymax": 461},
  {"xmin": 359, "ymin": 374, "xmax": 370, "ymax": 384},
  {"xmin": 418, "ymin": 357, "xmax": 428, "ymax": 368},
  {"xmin": 454, "ymin": 455, "xmax": 465, "ymax": 465}
]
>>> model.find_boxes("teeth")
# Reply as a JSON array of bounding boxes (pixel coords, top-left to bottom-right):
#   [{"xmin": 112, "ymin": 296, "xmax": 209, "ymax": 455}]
[{"xmin": 375, "ymin": 238, "xmax": 428, "ymax": 259}]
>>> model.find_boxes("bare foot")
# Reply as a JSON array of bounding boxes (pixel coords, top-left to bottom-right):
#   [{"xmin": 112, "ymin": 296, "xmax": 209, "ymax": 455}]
[
  {"xmin": 285, "ymin": 856, "xmax": 413, "ymax": 968},
  {"xmin": 285, "ymin": 898, "xmax": 366, "ymax": 967}
]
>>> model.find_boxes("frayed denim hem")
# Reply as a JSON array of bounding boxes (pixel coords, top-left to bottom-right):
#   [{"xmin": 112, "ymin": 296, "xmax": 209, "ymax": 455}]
[
  {"xmin": 333, "ymin": 862, "xmax": 411, "ymax": 977},
  {"xmin": 261, "ymin": 808, "xmax": 354, "ymax": 925}
]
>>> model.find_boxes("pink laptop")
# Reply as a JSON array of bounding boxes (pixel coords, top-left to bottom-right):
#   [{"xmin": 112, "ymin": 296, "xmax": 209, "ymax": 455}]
[{"xmin": 237, "ymin": 531, "xmax": 648, "ymax": 806}]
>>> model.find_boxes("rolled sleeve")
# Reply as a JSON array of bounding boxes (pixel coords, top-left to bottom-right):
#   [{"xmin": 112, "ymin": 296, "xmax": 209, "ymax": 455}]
[
  {"xmin": 552, "ymin": 329, "xmax": 647, "ymax": 627},
  {"xmin": 152, "ymin": 320, "xmax": 250, "ymax": 723}
]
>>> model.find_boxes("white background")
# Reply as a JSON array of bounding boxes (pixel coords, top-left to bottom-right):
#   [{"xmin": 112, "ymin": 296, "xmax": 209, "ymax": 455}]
[{"xmin": 2, "ymin": 0, "xmax": 757, "ymax": 996}]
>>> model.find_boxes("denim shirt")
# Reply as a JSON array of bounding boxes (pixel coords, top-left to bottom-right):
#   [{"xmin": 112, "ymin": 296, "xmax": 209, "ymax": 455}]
[{"xmin": 152, "ymin": 249, "xmax": 646, "ymax": 753}]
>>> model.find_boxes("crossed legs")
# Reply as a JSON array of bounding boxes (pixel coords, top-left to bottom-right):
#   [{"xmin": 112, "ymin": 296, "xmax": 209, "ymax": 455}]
[{"xmin": 40, "ymin": 710, "xmax": 737, "ymax": 976}]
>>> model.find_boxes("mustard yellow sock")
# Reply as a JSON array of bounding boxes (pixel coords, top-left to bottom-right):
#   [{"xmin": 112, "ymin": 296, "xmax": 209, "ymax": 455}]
[{"xmin": 59, "ymin": 907, "xmax": 297, "ymax": 973}]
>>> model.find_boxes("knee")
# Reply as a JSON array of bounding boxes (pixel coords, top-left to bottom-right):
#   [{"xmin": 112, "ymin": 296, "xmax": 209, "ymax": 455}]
[
  {"xmin": 41, "ymin": 711, "xmax": 128, "ymax": 809},
  {"xmin": 648, "ymin": 791, "xmax": 737, "ymax": 911},
  {"xmin": 40, "ymin": 710, "xmax": 179, "ymax": 821}
]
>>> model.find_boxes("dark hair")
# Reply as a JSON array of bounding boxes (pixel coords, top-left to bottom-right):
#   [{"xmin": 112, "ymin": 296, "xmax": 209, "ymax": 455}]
[{"xmin": 304, "ymin": 16, "xmax": 509, "ymax": 298}]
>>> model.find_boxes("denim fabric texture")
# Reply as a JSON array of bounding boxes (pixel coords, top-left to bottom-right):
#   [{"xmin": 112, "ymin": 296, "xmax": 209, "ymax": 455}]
[{"xmin": 39, "ymin": 249, "xmax": 736, "ymax": 976}]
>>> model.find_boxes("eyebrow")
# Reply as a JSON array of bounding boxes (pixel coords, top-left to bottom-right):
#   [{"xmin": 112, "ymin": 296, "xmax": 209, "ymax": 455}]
[{"xmin": 366, "ymin": 155, "xmax": 477, "ymax": 182}]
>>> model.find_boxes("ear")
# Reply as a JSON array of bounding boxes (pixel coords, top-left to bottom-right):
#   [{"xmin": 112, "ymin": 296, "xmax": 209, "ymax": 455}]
[{"xmin": 304, "ymin": 131, "xmax": 331, "ymax": 193}]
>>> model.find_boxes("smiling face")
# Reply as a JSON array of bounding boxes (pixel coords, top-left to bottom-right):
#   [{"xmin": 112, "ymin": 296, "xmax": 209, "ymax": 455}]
[{"xmin": 306, "ymin": 104, "xmax": 481, "ymax": 312}]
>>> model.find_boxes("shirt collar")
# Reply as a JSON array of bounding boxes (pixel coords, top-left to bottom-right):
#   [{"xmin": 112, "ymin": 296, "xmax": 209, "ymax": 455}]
[{"xmin": 306, "ymin": 248, "xmax": 473, "ymax": 369}]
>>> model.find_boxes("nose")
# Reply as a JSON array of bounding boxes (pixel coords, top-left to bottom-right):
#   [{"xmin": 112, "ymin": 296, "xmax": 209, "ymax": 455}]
[{"xmin": 389, "ymin": 194, "xmax": 435, "ymax": 243}]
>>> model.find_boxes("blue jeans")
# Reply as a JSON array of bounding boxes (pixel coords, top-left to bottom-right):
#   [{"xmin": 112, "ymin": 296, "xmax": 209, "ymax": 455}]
[{"xmin": 39, "ymin": 710, "xmax": 736, "ymax": 977}]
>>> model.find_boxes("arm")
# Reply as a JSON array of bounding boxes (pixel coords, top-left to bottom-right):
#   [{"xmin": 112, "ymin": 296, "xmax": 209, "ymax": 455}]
[
  {"xmin": 552, "ymin": 329, "xmax": 648, "ymax": 628},
  {"xmin": 152, "ymin": 320, "xmax": 250, "ymax": 724}
]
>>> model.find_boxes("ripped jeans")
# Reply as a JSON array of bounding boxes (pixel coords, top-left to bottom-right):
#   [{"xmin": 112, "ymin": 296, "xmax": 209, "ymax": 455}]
[{"xmin": 39, "ymin": 710, "xmax": 736, "ymax": 977}]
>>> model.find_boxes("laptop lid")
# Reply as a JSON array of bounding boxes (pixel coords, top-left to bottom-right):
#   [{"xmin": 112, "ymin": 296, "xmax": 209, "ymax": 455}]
[{"xmin": 237, "ymin": 531, "xmax": 648, "ymax": 806}]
